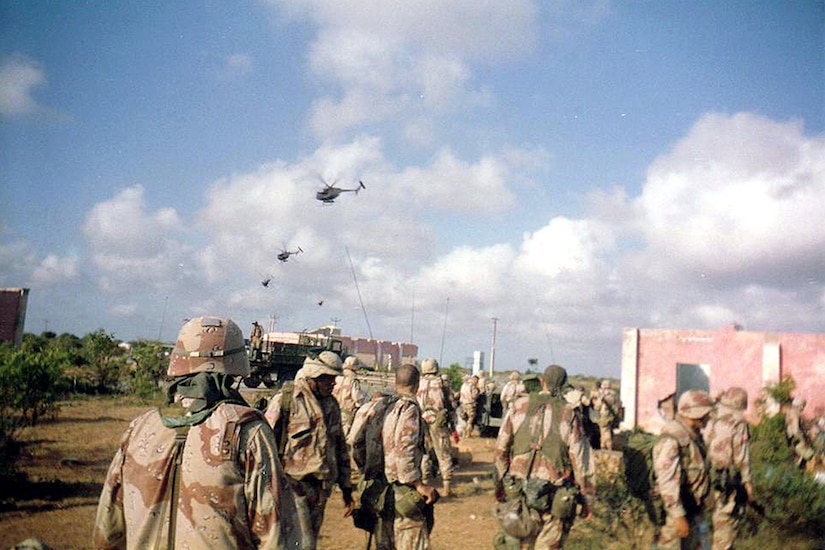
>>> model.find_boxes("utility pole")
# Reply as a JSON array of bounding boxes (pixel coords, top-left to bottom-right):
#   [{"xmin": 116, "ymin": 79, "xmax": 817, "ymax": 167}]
[
  {"xmin": 330, "ymin": 317, "xmax": 341, "ymax": 327},
  {"xmin": 490, "ymin": 317, "xmax": 498, "ymax": 377},
  {"xmin": 439, "ymin": 297, "xmax": 450, "ymax": 366}
]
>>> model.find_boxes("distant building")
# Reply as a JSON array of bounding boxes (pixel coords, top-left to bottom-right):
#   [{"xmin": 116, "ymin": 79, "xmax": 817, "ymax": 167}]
[
  {"xmin": 0, "ymin": 288, "xmax": 29, "ymax": 347},
  {"xmin": 621, "ymin": 323, "xmax": 825, "ymax": 432}
]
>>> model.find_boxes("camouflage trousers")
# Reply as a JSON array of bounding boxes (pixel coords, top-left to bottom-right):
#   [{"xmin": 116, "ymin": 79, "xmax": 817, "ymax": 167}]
[
  {"xmin": 654, "ymin": 512, "xmax": 710, "ymax": 550},
  {"xmin": 421, "ymin": 423, "xmax": 454, "ymax": 483},
  {"xmin": 290, "ymin": 476, "xmax": 332, "ymax": 550},
  {"xmin": 394, "ymin": 515, "xmax": 430, "ymax": 550},
  {"xmin": 711, "ymin": 488, "xmax": 745, "ymax": 550},
  {"xmin": 460, "ymin": 403, "xmax": 477, "ymax": 437},
  {"xmin": 597, "ymin": 423, "xmax": 614, "ymax": 450},
  {"xmin": 493, "ymin": 510, "xmax": 573, "ymax": 550}
]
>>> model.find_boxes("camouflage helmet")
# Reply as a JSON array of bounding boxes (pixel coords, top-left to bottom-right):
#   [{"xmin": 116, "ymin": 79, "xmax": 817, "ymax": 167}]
[
  {"xmin": 543, "ymin": 364, "xmax": 568, "ymax": 391},
  {"xmin": 792, "ymin": 396, "xmax": 807, "ymax": 410},
  {"xmin": 167, "ymin": 316, "xmax": 249, "ymax": 377},
  {"xmin": 677, "ymin": 389, "xmax": 714, "ymax": 419},
  {"xmin": 509, "ymin": 371, "xmax": 520, "ymax": 381},
  {"xmin": 421, "ymin": 357, "xmax": 439, "ymax": 375},
  {"xmin": 343, "ymin": 355, "xmax": 359, "ymax": 372},
  {"xmin": 719, "ymin": 387, "xmax": 748, "ymax": 410},
  {"xmin": 300, "ymin": 350, "xmax": 343, "ymax": 378},
  {"xmin": 600, "ymin": 379, "xmax": 611, "ymax": 390}
]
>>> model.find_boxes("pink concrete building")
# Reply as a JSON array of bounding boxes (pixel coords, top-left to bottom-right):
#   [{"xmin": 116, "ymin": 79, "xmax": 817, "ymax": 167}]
[{"xmin": 621, "ymin": 324, "xmax": 825, "ymax": 433}]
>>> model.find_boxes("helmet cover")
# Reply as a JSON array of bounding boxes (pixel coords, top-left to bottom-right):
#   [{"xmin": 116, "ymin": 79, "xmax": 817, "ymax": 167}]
[{"xmin": 167, "ymin": 316, "xmax": 250, "ymax": 377}]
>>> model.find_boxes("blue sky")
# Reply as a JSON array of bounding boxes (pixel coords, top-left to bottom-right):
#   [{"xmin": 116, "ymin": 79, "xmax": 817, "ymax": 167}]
[{"xmin": 1, "ymin": 1, "xmax": 823, "ymax": 378}]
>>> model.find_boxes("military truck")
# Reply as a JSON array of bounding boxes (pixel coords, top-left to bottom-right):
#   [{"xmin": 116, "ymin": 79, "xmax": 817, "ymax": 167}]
[{"xmin": 244, "ymin": 331, "xmax": 347, "ymax": 388}]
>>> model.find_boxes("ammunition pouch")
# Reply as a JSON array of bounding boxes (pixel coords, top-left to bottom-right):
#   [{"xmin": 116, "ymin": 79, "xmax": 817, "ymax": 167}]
[
  {"xmin": 494, "ymin": 494, "xmax": 541, "ymax": 540},
  {"xmin": 353, "ymin": 477, "xmax": 392, "ymax": 532},
  {"xmin": 550, "ymin": 483, "xmax": 580, "ymax": 520},
  {"xmin": 523, "ymin": 478, "xmax": 554, "ymax": 513}
]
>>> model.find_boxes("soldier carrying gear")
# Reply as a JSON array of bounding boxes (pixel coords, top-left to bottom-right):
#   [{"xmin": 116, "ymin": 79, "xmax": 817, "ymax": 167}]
[
  {"xmin": 249, "ymin": 320, "xmax": 264, "ymax": 361},
  {"xmin": 652, "ymin": 389, "xmax": 714, "ymax": 549},
  {"xmin": 591, "ymin": 379, "xmax": 621, "ymax": 450},
  {"xmin": 500, "ymin": 371, "xmax": 523, "ymax": 414},
  {"xmin": 265, "ymin": 350, "xmax": 354, "ymax": 550},
  {"xmin": 493, "ymin": 365, "xmax": 593, "ymax": 550},
  {"xmin": 459, "ymin": 375, "xmax": 481, "ymax": 438},
  {"xmin": 706, "ymin": 386, "xmax": 754, "ymax": 550},
  {"xmin": 333, "ymin": 355, "xmax": 366, "ymax": 436},
  {"xmin": 94, "ymin": 316, "xmax": 302, "ymax": 549},
  {"xmin": 416, "ymin": 358, "xmax": 457, "ymax": 497}
]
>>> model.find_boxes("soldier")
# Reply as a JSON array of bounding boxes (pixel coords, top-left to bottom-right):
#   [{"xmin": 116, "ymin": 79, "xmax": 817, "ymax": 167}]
[
  {"xmin": 333, "ymin": 356, "xmax": 366, "ymax": 436},
  {"xmin": 705, "ymin": 387, "xmax": 754, "ymax": 550},
  {"xmin": 93, "ymin": 316, "xmax": 301, "ymax": 549},
  {"xmin": 785, "ymin": 396, "xmax": 816, "ymax": 469},
  {"xmin": 500, "ymin": 371, "xmax": 523, "ymax": 414},
  {"xmin": 265, "ymin": 351, "xmax": 354, "ymax": 550},
  {"xmin": 250, "ymin": 320, "xmax": 264, "ymax": 361},
  {"xmin": 347, "ymin": 391, "xmax": 397, "ymax": 550},
  {"xmin": 459, "ymin": 374, "xmax": 480, "ymax": 438},
  {"xmin": 384, "ymin": 363, "xmax": 439, "ymax": 549},
  {"xmin": 652, "ymin": 389, "xmax": 714, "ymax": 549},
  {"xmin": 493, "ymin": 365, "xmax": 593, "ymax": 550},
  {"xmin": 416, "ymin": 358, "xmax": 456, "ymax": 497},
  {"xmin": 591, "ymin": 379, "xmax": 621, "ymax": 450}
]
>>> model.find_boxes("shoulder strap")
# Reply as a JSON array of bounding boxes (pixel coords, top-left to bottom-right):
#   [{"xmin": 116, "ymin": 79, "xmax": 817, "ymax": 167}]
[
  {"xmin": 275, "ymin": 382, "xmax": 294, "ymax": 459},
  {"xmin": 163, "ymin": 425, "xmax": 190, "ymax": 550}
]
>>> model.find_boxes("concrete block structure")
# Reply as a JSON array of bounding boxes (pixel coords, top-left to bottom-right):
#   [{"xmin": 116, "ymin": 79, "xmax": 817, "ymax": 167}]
[
  {"xmin": 0, "ymin": 288, "xmax": 29, "ymax": 347},
  {"xmin": 621, "ymin": 323, "xmax": 825, "ymax": 433}
]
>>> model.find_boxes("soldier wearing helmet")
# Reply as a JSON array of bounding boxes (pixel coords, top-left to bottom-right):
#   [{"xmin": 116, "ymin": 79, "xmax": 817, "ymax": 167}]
[
  {"xmin": 333, "ymin": 356, "xmax": 366, "ymax": 436},
  {"xmin": 705, "ymin": 387, "xmax": 754, "ymax": 550},
  {"xmin": 785, "ymin": 395, "xmax": 816, "ymax": 468},
  {"xmin": 590, "ymin": 379, "xmax": 621, "ymax": 450},
  {"xmin": 652, "ymin": 389, "xmax": 714, "ymax": 549},
  {"xmin": 459, "ymin": 375, "xmax": 481, "ymax": 438},
  {"xmin": 94, "ymin": 316, "xmax": 302, "ymax": 549},
  {"xmin": 493, "ymin": 365, "xmax": 593, "ymax": 549},
  {"xmin": 415, "ymin": 358, "xmax": 457, "ymax": 497},
  {"xmin": 265, "ymin": 350, "xmax": 353, "ymax": 550},
  {"xmin": 500, "ymin": 371, "xmax": 523, "ymax": 414}
]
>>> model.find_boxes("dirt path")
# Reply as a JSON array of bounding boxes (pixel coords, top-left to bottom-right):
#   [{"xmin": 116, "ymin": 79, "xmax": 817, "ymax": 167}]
[{"xmin": 0, "ymin": 397, "xmax": 501, "ymax": 550}]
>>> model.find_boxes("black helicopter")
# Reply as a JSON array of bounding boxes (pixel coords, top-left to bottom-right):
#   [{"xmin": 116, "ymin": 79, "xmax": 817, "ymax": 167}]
[
  {"xmin": 316, "ymin": 178, "xmax": 366, "ymax": 204},
  {"xmin": 277, "ymin": 246, "xmax": 303, "ymax": 263}
]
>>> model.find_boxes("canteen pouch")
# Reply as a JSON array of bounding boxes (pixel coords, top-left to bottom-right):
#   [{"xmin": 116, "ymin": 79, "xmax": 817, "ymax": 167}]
[
  {"xmin": 523, "ymin": 478, "xmax": 554, "ymax": 512},
  {"xmin": 394, "ymin": 484, "xmax": 427, "ymax": 519},
  {"xmin": 550, "ymin": 484, "xmax": 579, "ymax": 520}
]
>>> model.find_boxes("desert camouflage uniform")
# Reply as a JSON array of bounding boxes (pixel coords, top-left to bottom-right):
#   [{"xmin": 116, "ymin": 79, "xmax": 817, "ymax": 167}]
[
  {"xmin": 652, "ymin": 417, "xmax": 711, "ymax": 549},
  {"xmin": 416, "ymin": 374, "xmax": 455, "ymax": 485},
  {"xmin": 94, "ymin": 402, "xmax": 301, "ymax": 549},
  {"xmin": 265, "ymin": 377, "xmax": 351, "ymax": 550},
  {"xmin": 348, "ymin": 394, "xmax": 396, "ymax": 550},
  {"xmin": 500, "ymin": 379, "xmax": 522, "ymax": 414},
  {"xmin": 591, "ymin": 384, "xmax": 620, "ymax": 450},
  {"xmin": 384, "ymin": 394, "xmax": 430, "ymax": 550},
  {"xmin": 459, "ymin": 378, "xmax": 480, "ymax": 438},
  {"xmin": 494, "ymin": 392, "xmax": 593, "ymax": 549},
  {"xmin": 705, "ymin": 401, "xmax": 751, "ymax": 550},
  {"xmin": 333, "ymin": 369, "xmax": 365, "ymax": 436}
]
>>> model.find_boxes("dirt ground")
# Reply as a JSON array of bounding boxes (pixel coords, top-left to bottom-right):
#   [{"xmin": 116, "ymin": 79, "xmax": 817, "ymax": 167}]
[{"xmin": 0, "ymin": 396, "xmax": 501, "ymax": 550}]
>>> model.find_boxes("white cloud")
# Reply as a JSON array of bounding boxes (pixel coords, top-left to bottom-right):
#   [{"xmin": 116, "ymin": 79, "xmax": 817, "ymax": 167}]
[
  {"xmin": 635, "ymin": 112, "xmax": 825, "ymax": 286},
  {"xmin": 0, "ymin": 54, "xmax": 46, "ymax": 116},
  {"xmin": 220, "ymin": 53, "xmax": 254, "ymax": 79},
  {"xmin": 31, "ymin": 254, "xmax": 79, "ymax": 287}
]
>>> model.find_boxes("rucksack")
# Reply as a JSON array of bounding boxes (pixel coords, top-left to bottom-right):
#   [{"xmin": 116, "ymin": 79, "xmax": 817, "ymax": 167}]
[{"xmin": 622, "ymin": 430, "xmax": 685, "ymax": 525}]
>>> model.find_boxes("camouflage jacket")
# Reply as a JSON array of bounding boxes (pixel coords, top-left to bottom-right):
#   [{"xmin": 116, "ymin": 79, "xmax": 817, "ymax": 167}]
[
  {"xmin": 348, "ymin": 395, "xmax": 395, "ymax": 480},
  {"xmin": 459, "ymin": 380, "xmax": 480, "ymax": 405},
  {"xmin": 333, "ymin": 371, "xmax": 365, "ymax": 413},
  {"xmin": 416, "ymin": 374, "xmax": 452, "ymax": 424},
  {"xmin": 593, "ymin": 388, "xmax": 619, "ymax": 425},
  {"xmin": 494, "ymin": 392, "xmax": 592, "ymax": 490},
  {"xmin": 264, "ymin": 379, "xmax": 352, "ymax": 491},
  {"xmin": 383, "ymin": 394, "xmax": 425, "ymax": 486},
  {"xmin": 705, "ymin": 405, "xmax": 751, "ymax": 484},
  {"xmin": 653, "ymin": 417, "xmax": 710, "ymax": 519},
  {"xmin": 500, "ymin": 381, "xmax": 520, "ymax": 408},
  {"xmin": 93, "ymin": 403, "xmax": 302, "ymax": 550}
]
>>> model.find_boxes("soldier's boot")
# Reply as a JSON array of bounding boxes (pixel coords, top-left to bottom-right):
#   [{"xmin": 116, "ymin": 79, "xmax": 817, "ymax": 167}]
[{"xmin": 442, "ymin": 480, "xmax": 454, "ymax": 498}]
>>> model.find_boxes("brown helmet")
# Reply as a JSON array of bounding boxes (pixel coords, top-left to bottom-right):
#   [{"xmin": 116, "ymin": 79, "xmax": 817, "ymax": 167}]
[
  {"xmin": 343, "ymin": 356, "xmax": 359, "ymax": 371},
  {"xmin": 167, "ymin": 316, "xmax": 249, "ymax": 377},
  {"xmin": 509, "ymin": 371, "xmax": 520, "ymax": 381},
  {"xmin": 719, "ymin": 387, "xmax": 748, "ymax": 410},
  {"xmin": 677, "ymin": 390, "xmax": 714, "ymax": 419},
  {"xmin": 299, "ymin": 350, "xmax": 343, "ymax": 378},
  {"xmin": 421, "ymin": 357, "xmax": 439, "ymax": 375}
]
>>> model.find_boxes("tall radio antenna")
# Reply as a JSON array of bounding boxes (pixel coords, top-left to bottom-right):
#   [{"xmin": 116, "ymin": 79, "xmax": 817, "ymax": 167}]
[{"xmin": 345, "ymin": 246, "xmax": 373, "ymax": 339}]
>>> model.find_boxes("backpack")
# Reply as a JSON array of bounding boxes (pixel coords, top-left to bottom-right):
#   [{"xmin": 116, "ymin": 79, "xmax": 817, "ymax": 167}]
[{"xmin": 622, "ymin": 430, "xmax": 684, "ymax": 525}]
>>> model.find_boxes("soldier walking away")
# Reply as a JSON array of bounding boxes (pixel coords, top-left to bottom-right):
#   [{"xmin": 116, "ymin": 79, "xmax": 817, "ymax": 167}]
[
  {"xmin": 652, "ymin": 389, "xmax": 714, "ymax": 549},
  {"xmin": 384, "ymin": 364, "xmax": 439, "ymax": 550},
  {"xmin": 416, "ymin": 358, "xmax": 457, "ymax": 498},
  {"xmin": 459, "ymin": 375, "xmax": 480, "ymax": 438},
  {"xmin": 334, "ymin": 356, "xmax": 366, "ymax": 437},
  {"xmin": 93, "ymin": 316, "xmax": 302, "ymax": 549},
  {"xmin": 265, "ymin": 351, "xmax": 354, "ymax": 550},
  {"xmin": 500, "ymin": 371, "xmax": 523, "ymax": 414},
  {"xmin": 493, "ymin": 365, "xmax": 593, "ymax": 550},
  {"xmin": 347, "ymin": 391, "xmax": 398, "ymax": 550},
  {"xmin": 705, "ymin": 387, "xmax": 754, "ymax": 550},
  {"xmin": 591, "ymin": 379, "xmax": 621, "ymax": 450},
  {"xmin": 250, "ymin": 320, "xmax": 264, "ymax": 361}
]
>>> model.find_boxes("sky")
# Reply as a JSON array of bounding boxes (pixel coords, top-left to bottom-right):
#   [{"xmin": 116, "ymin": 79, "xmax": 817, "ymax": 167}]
[{"xmin": 1, "ymin": 1, "xmax": 823, "ymax": 379}]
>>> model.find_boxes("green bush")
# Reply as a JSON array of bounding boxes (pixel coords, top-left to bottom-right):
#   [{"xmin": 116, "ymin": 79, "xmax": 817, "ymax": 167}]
[{"xmin": 750, "ymin": 413, "xmax": 825, "ymax": 537}]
